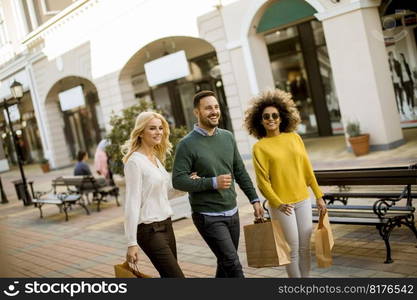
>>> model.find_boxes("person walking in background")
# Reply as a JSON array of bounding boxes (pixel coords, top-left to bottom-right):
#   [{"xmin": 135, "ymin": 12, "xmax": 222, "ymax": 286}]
[
  {"xmin": 244, "ymin": 89, "xmax": 326, "ymax": 278},
  {"xmin": 74, "ymin": 150, "xmax": 92, "ymax": 176},
  {"xmin": 94, "ymin": 139, "xmax": 110, "ymax": 178},
  {"xmin": 122, "ymin": 111, "xmax": 184, "ymax": 278},
  {"xmin": 172, "ymin": 90, "xmax": 264, "ymax": 278},
  {"xmin": 94, "ymin": 139, "xmax": 116, "ymax": 185}
]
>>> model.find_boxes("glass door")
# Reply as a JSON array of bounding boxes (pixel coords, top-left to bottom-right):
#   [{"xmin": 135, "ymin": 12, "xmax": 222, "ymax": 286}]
[
  {"xmin": 266, "ymin": 26, "xmax": 318, "ymax": 135},
  {"xmin": 177, "ymin": 82, "xmax": 196, "ymax": 130},
  {"xmin": 312, "ymin": 20, "xmax": 342, "ymax": 134}
]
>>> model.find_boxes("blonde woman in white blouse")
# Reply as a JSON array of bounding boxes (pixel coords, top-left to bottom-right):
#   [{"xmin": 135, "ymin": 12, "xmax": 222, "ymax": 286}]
[{"xmin": 122, "ymin": 111, "xmax": 184, "ymax": 278}]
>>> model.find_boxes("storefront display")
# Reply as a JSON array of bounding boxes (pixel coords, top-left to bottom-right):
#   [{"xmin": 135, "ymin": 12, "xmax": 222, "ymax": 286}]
[
  {"xmin": 382, "ymin": 3, "xmax": 417, "ymax": 127},
  {"xmin": 265, "ymin": 20, "xmax": 342, "ymax": 136}
]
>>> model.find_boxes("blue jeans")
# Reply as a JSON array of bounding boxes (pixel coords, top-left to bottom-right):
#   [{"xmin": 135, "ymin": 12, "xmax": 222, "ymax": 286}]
[{"xmin": 192, "ymin": 212, "xmax": 244, "ymax": 278}]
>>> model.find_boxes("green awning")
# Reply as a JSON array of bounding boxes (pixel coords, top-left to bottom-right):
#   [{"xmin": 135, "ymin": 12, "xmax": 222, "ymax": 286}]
[{"xmin": 257, "ymin": 0, "xmax": 317, "ymax": 33}]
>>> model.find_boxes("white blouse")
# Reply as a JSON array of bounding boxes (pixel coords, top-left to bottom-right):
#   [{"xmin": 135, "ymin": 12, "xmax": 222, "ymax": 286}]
[{"xmin": 124, "ymin": 152, "xmax": 173, "ymax": 247}]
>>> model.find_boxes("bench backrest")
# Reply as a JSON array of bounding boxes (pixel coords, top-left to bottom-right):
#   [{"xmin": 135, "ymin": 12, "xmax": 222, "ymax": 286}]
[
  {"xmin": 314, "ymin": 169, "xmax": 417, "ymax": 186},
  {"xmin": 53, "ymin": 176, "xmax": 106, "ymax": 193}
]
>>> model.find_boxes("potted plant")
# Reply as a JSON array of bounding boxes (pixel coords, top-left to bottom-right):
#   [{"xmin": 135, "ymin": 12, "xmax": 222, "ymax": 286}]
[
  {"xmin": 39, "ymin": 158, "xmax": 50, "ymax": 173},
  {"xmin": 346, "ymin": 121, "xmax": 370, "ymax": 156}
]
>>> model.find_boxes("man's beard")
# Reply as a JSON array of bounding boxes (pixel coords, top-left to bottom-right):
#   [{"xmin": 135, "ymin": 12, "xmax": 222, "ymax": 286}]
[{"xmin": 200, "ymin": 114, "xmax": 220, "ymax": 128}]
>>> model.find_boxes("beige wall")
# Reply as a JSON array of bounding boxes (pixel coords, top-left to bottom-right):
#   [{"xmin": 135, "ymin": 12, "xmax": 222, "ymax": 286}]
[
  {"xmin": 21, "ymin": 0, "xmax": 221, "ymax": 166},
  {"xmin": 32, "ymin": 42, "xmax": 94, "ymax": 168},
  {"xmin": 33, "ymin": 0, "xmax": 73, "ymax": 25},
  {"xmin": 198, "ymin": 9, "xmax": 254, "ymax": 156},
  {"xmin": 0, "ymin": 0, "xmax": 26, "ymax": 65}
]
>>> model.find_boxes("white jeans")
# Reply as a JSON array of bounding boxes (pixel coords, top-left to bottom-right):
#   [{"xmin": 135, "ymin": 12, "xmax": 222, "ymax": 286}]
[{"xmin": 269, "ymin": 198, "xmax": 312, "ymax": 278}]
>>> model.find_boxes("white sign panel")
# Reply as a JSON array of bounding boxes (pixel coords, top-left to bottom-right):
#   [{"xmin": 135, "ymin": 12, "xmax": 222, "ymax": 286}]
[
  {"xmin": 3, "ymin": 104, "xmax": 20, "ymax": 123},
  {"xmin": 58, "ymin": 86, "xmax": 85, "ymax": 111},
  {"xmin": 144, "ymin": 50, "xmax": 190, "ymax": 86}
]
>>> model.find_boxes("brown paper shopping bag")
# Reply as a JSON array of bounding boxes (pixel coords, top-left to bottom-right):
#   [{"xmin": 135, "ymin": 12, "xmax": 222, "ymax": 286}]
[
  {"xmin": 244, "ymin": 219, "xmax": 291, "ymax": 268},
  {"xmin": 114, "ymin": 261, "xmax": 152, "ymax": 278},
  {"xmin": 314, "ymin": 210, "xmax": 334, "ymax": 268}
]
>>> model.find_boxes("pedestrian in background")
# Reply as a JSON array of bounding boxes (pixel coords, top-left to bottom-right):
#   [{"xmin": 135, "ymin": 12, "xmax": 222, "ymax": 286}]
[
  {"xmin": 244, "ymin": 89, "xmax": 326, "ymax": 278},
  {"xmin": 94, "ymin": 139, "xmax": 110, "ymax": 178},
  {"xmin": 74, "ymin": 150, "xmax": 92, "ymax": 176},
  {"xmin": 122, "ymin": 111, "xmax": 184, "ymax": 278},
  {"xmin": 172, "ymin": 90, "xmax": 264, "ymax": 278},
  {"xmin": 94, "ymin": 139, "xmax": 115, "ymax": 185}
]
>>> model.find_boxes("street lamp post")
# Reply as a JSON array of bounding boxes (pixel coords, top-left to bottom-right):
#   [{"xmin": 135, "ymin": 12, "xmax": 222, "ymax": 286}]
[{"xmin": 2, "ymin": 80, "xmax": 32, "ymax": 205}]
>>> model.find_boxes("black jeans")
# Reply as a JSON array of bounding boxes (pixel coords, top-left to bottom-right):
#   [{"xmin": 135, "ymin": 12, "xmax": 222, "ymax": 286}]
[
  {"xmin": 137, "ymin": 218, "xmax": 184, "ymax": 278},
  {"xmin": 192, "ymin": 212, "xmax": 244, "ymax": 278}
]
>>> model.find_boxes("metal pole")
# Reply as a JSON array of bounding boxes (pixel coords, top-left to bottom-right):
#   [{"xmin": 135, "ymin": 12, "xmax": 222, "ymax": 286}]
[
  {"xmin": 3, "ymin": 99, "xmax": 31, "ymax": 205},
  {"xmin": 0, "ymin": 176, "xmax": 8, "ymax": 204}
]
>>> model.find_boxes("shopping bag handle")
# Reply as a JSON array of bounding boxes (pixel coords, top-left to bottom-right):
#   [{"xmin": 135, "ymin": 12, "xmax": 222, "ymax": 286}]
[
  {"xmin": 127, "ymin": 261, "xmax": 141, "ymax": 275},
  {"xmin": 254, "ymin": 217, "xmax": 269, "ymax": 224},
  {"xmin": 318, "ymin": 209, "xmax": 327, "ymax": 228}
]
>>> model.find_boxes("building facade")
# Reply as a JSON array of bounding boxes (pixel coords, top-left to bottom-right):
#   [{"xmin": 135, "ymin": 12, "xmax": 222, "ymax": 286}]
[{"xmin": 0, "ymin": 0, "xmax": 416, "ymax": 170}]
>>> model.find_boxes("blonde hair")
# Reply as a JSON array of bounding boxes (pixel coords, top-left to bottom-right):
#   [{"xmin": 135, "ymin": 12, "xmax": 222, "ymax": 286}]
[{"xmin": 121, "ymin": 111, "xmax": 172, "ymax": 164}]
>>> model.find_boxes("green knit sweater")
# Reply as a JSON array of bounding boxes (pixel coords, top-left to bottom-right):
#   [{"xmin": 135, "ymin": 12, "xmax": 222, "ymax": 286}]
[{"xmin": 172, "ymin": 129, "xmax": 258, "ymax": 213}]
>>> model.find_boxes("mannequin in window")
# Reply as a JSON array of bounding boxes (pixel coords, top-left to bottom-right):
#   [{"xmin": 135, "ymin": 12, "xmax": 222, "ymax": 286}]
[
  {"xmin": 290, "ymin": 75, "xmax": 308, "ymax": 104},
  {"xmin": 388, "ymin": 51, "xmax": 405, "ymax": 114},
  {"xmin": 399, "ymin": 53, "xmax": 415, "ymax": 112},
  {"xmin": 289, "ymin": 71, "xmax": 309, "ymax": 127}
]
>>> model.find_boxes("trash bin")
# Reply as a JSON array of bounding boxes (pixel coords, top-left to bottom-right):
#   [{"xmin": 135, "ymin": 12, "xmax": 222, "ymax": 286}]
[{"xmin": 11, "ymin": 179, "xmax": 32, "ymax": 206}]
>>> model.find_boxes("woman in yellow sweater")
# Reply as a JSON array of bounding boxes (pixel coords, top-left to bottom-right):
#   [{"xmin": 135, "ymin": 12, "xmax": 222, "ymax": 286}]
[{"xmin": 244, "ymin": 89, "xmax": 326, "ymax": 278}]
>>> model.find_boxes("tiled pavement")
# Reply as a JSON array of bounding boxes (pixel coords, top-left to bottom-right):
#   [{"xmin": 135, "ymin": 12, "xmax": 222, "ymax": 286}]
[{"xmin": 1, "ymin": 129, "xmax": 417, "ymax": 278}]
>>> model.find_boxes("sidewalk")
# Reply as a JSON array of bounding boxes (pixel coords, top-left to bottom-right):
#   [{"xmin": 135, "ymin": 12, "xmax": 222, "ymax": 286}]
[{"xmin": 1, "ymin": 129, "xmax": 417, "ymax": 278}]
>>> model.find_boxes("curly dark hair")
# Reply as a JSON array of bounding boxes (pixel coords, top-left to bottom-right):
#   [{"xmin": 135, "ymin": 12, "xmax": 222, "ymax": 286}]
[{"xmin": 244, "ymin": 89, "xmax": 301, "ymax": 139}]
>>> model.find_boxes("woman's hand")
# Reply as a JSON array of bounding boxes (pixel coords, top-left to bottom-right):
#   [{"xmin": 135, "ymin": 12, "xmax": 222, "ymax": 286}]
[
  {"xmin": 316, "ymin": 197, "xmax": 327, "ymax": 214},
  {"xmin": 278, "ymin": 204, "xmax": 294, "ymax": 216},
  {"xmin": 189, "ymin": 172, "xmax": 200, "ymax": 180},
  {"xmin": 126, "ymin": 245, "xmax": 140, "ymax": 264}
]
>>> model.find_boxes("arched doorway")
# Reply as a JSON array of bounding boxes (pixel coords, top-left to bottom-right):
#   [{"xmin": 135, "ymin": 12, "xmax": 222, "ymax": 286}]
[
  {"xmin": 119, "ymin": 36, "xmax": 233, "ymax": 132},
  {"xmin": 249, "ymin": 0, "xmax": 342, "ymax": 136},
  {"xmin": 45, "ymin": 76, "xmax": 105, "ymax": 160}
]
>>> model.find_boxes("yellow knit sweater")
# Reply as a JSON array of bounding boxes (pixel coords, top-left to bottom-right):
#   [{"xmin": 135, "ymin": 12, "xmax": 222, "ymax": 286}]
[{"xmin": 252, "ymin": 132, "xmax": 323, "ymax": 207}]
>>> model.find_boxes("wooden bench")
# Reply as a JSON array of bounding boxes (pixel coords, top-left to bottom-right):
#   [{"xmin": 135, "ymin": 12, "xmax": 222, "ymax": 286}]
[
  {"xmin": 52, "ymin": 176, "xmax": 120, "ymax": 212},
  {"xmin": 312, "ymin": 165, "xmax": 417, "ymax": 263},
  {"xmin": 28, "ymin": 182, "xmax": 89, "ymax": 221}
]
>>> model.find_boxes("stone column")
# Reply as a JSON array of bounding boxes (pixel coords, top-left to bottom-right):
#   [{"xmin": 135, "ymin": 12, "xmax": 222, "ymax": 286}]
[
  {"xmin": 198, "ymin": 9, "xmax": 254, "ymax": 158},
  {"xmin": 317, "ymin": 0, "xmax": 404, "ymax": 150}
]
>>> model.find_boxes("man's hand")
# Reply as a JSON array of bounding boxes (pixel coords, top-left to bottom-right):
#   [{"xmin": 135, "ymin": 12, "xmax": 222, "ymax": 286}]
[
  {"xmin": 252, "ymin": 201, "xmax": 264, "ymax": 219},
  {"xmin": 216, "ymin": 174, "xmax": 232, "ymax": 189},
  {"xmin": 189, "ymin": 172, "xmax": 200, "ymax": 180}
]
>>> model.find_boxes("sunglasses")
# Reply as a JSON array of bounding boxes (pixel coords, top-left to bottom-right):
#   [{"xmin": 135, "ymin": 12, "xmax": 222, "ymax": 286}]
[{"xmin": 262, "ymin": 113, "xmax": 280, "ymax": 120}]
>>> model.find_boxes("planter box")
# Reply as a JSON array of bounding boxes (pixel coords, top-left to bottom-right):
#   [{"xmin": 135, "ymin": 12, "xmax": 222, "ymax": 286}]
[
  {"xmin": 40, "ymin": 163, "xmax": 50, "ymax": 173},
  {"xmin": 349, "ymin": 134, "xmax": 370, "ymax": 156}
]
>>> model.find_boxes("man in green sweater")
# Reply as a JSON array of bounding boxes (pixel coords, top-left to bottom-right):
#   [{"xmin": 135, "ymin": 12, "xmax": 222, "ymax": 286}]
[{"xmin": 172, "ymin": 90, "xmax": 264, "ymax": 278}]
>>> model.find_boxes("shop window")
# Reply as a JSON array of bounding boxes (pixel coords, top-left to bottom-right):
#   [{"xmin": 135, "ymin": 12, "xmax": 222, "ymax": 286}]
[
  {"xmin": 0, "ymin": 2, "xmax": 9, "ymax": 46},
  {"xmin": 381, "ymin": 0, "xmax": 417, "ymax": 126},
  {"xmin": 40, "ymin": 0, "xmax": 73, "ymax": 15},
  {"xmin": 265, "ymin": 20, "xmax": 342, "ymax": 136}
]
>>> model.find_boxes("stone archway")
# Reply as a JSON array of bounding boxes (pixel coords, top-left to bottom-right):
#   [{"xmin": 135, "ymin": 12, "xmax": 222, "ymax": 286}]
[
  {"xmin": 45, "ymin": 76, "xmax": 104, "ymax": 167},
  {"xmin": 119, "ymin": 36, "xmax": 233, "ymax": 131}
]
